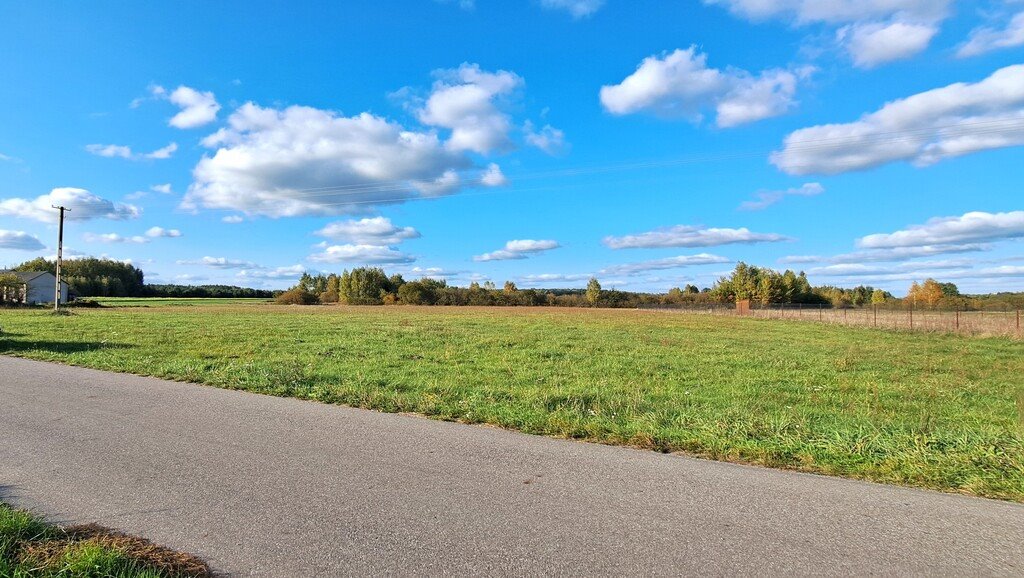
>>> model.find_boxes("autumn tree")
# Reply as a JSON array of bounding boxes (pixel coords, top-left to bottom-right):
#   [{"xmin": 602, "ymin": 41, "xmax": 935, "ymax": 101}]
[{"xmin": 585, "ymin": 277, "xmax": 602, "ymax": 306}]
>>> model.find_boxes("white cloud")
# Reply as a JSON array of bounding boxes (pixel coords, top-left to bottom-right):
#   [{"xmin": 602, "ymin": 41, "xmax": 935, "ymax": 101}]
[
  {"xmin": 308, "ymin": 243, "xmax": 416, "ymax": 264},
  {"xmin": 177, "ymin": 256, "xmax": 259, "ymax": 269},
  {"xmin": 474, "ymin": 239, "xmax": 560, "ymax": 261},
  {"xmin": 600, "ymin": 253, "xmax": 731, "ymax": 275},
  {"xmin": 599, "ymin": 47, "xmax": 808, "ymax": 127},
  {"xmin": 183, "ymin": 103, "xmax": 472, "ymax": 217},
  {"xmin": 838, "ymin": 21, "xmax": 938, "ymax": 68},
  {"xmin": 520, "ymin": 273, "xmax": 593, "ymax": 284},
  {"xmin": 480, "ymin": 163, "xmax": 508, "ymax": 187},
  {"xmin": 778, "ymin": 255, "xmax": 823, "ymax": 264},
  {"xmin": 166, "ymin": 86, "xmax": 220, "ymax": 128},
  {"xmin": 151, "ymin": 183, "xmax": 173, "ymax": 194},
  {"xmin": 524, "ymin": 121, "xmax": 568, "ymax": 155},
  {"xmin": 0, "ymin": 188, "xmax": 140, "ymax": 222},
  {"xmin": 237, "ymin": 264, "xmax": 306, "ymax": 280},
  {"xmin": 808, "ymin": 259, "xmax": 971, "ymax": 277},
  {"xmin": 85, "ymin": 142, "xmax": 178, "ymax": 161},
  {"xmin": 540, "ymin": 0, "xmax": 604, "ymax": 18},
  {"xmin": 314, "ymin": 217, "xmax": 420, "ymax": 245},
  {"xmin": 84, "ymin": 144, "xmax": 132, "ymax": 159},
  {"xmin": 83, "ymin": 232, "xmax": 149, "ymax": 244},
  {"xmin": 403, "ymin": 266, "xmax": 467, "ymax": 280},
  {"xmin": 957, "ymin": 11, "xmax": 1024, "ymax": 58},
  {"xmin": 222, "ymin": 215, "xmax": 245, "ymax": 224},
  {"xmin": 739, "ymin": 182, "xmax": 823, "ymax": 210},
  {"xmin": 604, "ymin": 225, "xmax": 791, "ymax": 249},
  {"xmin": 145, "ymin": 226, "xmax": 182, "ymax": 238},
  {"xmin": 174, "ymin": 274, "xmax": 209, "ymax": 282},
  {"xmin": 703, "ymin": 0, "xmax": 950, "ymax": 24},
  {"xmin": 0, "ymin": 230, "xmax": 45, "ymax": 251},
  {"xmin": 705, "ymin": 0, "xmax": 952, "ymax": 66},
  {"xmin": 417, "ymin": 64, "xmax": 523, "ymax": 154},
  {"xmin": 772, "ymin": 65, "xmax": 1024, "ymax": 175},
  {"xmin": 858, "ymin": 211, "xmax": 1024, "ymax": 248},
  {"xmin": 782, "ymin": 244, "xmax": 988, "ymax": 266}
]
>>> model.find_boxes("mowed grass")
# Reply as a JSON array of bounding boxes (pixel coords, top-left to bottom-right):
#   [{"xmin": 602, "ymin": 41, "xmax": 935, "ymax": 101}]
[
  {"xmin": 1, "ymin": 304, "xmax": 1022, "ymax": 501},
  {"xmin": 0, "ymin": 503, "xmax": 209, "ymax": 577}
]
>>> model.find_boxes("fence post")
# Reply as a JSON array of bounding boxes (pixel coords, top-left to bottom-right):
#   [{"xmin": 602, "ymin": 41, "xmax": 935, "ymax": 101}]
[
  {"xmin": 873, "ymin": 305, "xmax": 877, "ymax": 328},
  {"xmin": 1017, "ymin": 309, "xmax": 1020, "ymax": 333},
  {"xmin": 818, "ymin": 303, "xmax": 823, "ymax": 321},
  {"xmin": 955, "ymin": 310, "xmax": 959, "ymax": 332},
  {"xmin": 910, "ymin": 305, "xmax": 914, "ymax": 330}
]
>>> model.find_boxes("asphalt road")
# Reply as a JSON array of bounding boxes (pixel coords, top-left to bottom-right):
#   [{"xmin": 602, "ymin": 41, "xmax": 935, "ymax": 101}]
[{"xmin": 2, "ymin": 356, "xmax": 1022, "ymax": 576}]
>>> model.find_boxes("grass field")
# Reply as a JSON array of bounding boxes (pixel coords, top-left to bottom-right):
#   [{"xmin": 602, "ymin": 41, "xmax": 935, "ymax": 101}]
[
  {"xmin": 85, "ymin": 297, "xmax": 273, "ymax": 307},
  {"xmin": 0, "ymin": 502, "xmax": 208, "ymax": 577},
  {"xmin": 1, "ymin": 303, "xmax": 1022, "ymax": 501}
]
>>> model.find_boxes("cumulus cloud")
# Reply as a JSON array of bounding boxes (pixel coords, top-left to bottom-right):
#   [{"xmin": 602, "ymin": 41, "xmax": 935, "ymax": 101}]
[
  {"xmin": 705, "ymin": 0, "xmax": 951, "ymax": 66},
  {"xmin": 85, "ymin": 142, "xmax": 177, "ymax": 160},
  {"xmin": 308, "ymin": 244, "xmax": 416, "ymax": 264},
  {"xmin": 0, "ymin": 230, "xmax": 46, "ymax": 251},
  {"xmin": 473, "ymin": 239, "xmax": 560, "ymax": 261},
  {"xmin": 604, "ymin": 225, "xmax": 791, "ymax": 249},
  {"xmin": 83, "ymin": 232, "xmax": 149, "ymax": 244},
  {"xmin": 524, "ymin": 121, "xmax": 568, "ymax": 155},
  {"xmin": 416, "ymin": 64, "xmax": 523, "ymax": 154},
  {"xmin": 772, "ymin": 65, "xmax": 1024, "ymax": 175},
  {"xmin": 402, "ymin": 266, "xmax": 467, "ymax": 280},
  {"xmin": 145, "ymin": 226, "xmax": 182, "ymax": 238},
  {"xmin": 236, "ymin": 264, "xmax": 306, "ymax": 280},
  {"xmin": 739, "ymin": 182, "xmax": 823, "ymax": 211},
  {"xmin": 222, "ymin": 215, "xmax": 244, "ymax": 224},
  {"xmin": 957, "ymin": 11, "xmax": 1024, "ymax": 58},
  {"xmin": 857, "ymin": 211, "xmax": 1024, "ymax": 248},
  {"xmin": 314, "ymin": 217, "xmax": 420, "ymax": 245},
  {"xmin": 838, "ymin": 21, "xmax": 938, "ymax": 68},
  {"xmin": 480, "ymin": 163, "xmax": 508, "ymax": 187},
  {"xmin": 177, "ymin": 256, "xmax": 259, "ymax": 269},
  {"xmin": 600, "ymin": 47, "xmax": 809, "ymax": 127},
  {"xmin": 704, "ymin": 0, "xmax": 950, "ymax": 24},
  {"xmin": 807, "ymin": 259, "xmax": 972, "ymax": 277},
  {"xmin": 520, "ymin": 273, "xmax": 593, "ymax": 284},
  {"xmin": 0, "ymin": 188, "xmax": 140, "ymax": 222},
  {"xmin": 600, "ymin": 253, "xmax": 731, "ymax": 275},
  {"xmin": 540, "ymin": 0, "xmax": 604, "ymax": 18},
  {"xmin": 151, "ymin": 183, "xmax": 173, "ymax": 194},
  {"xmin": 183, "ymin": 103, "xmax": 473, "ymax": 217},
  {"xmin": 166, "ymin": 86, "xmax": 221, "ymax": 128},
  {"xmin": 782, "ymin": 243, "xmax": 988, "ymax": 265}
]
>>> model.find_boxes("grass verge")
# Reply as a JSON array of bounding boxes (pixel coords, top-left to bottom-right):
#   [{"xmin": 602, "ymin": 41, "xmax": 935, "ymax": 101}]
[
  {"xmin": 1, "ymin": 303, "xmax": 1022, "ymax": 501},
  {"xmin": 0, "ymin": 502, "xmax": 209, "ymax": 577}
]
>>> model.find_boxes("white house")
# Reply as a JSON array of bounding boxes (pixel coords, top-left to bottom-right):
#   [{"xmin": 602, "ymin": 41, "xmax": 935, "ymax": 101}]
[{"xmin": 0, "ymin": 271, "xmax": 69, "ymax": 305}]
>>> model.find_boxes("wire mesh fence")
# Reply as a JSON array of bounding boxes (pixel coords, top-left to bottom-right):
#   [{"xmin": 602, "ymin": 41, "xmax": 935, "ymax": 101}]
[{"xmin": 638, "ymin": 303, "xmax": 1024, "ymax": 338}]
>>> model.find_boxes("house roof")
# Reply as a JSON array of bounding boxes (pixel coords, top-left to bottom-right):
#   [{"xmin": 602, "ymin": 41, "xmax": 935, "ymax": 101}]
[{"xmin": 0, "ymin": 270, "xmax": 52, "ymax": 283}]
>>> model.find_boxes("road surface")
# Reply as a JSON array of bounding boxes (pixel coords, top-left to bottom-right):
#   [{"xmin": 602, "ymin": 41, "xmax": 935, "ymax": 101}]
[{"xmin": 1, "ymin": 356, "xmax": 1022, "ymax": 576}]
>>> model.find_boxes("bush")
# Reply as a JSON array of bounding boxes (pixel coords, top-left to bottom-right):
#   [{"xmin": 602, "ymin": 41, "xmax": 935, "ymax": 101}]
[{"xmin": 275, "ymin": 287, "xmax": 317, "ymax": 305}]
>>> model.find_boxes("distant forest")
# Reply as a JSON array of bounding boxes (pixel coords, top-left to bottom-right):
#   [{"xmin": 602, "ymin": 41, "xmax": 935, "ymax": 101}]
[
  {"xmin": 9, "ymin": 257, "xmax": 1021, "ymax": 309},
  {"xmin": 9, "ymin": 258, "xmax": 274, "ymax": 299},
  {"xmin": 278, "ymin": 264, "xmax": 1024, "ymax": 310}
]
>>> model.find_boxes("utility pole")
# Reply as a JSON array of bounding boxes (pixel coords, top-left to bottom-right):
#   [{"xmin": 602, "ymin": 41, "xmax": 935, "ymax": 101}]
[{"xmin": 52, "ymin": 205, "xmax": 70, "ymax": 311}]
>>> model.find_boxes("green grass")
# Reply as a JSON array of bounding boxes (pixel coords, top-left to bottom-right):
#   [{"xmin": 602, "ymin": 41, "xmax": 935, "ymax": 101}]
[
  {"xmin": 0, "ymin": 503, "xmax": 208, "ymax": 577},
  {"xmin": 1, "ymin": 303, "xmax": 1022, "ymax": 501},
  {"xmin": 85, "ymin": 297, "xmax": 272, "ymax": 308}
]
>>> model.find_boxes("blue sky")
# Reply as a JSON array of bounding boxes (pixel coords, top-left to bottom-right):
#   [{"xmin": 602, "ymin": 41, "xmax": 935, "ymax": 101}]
[{"xmin": 1, "ymin": 0, "xmax": 1023, "ymax": 295}]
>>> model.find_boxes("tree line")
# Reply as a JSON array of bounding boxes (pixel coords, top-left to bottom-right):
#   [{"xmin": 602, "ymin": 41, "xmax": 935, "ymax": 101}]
[
  {"xmin": 278, "ymin": 264, "xmax": 1023, "ymax": 311},
  {"xmin": 7, "ymin": 258, "xmax": 274, "ymax": 298}
]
